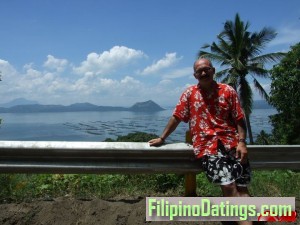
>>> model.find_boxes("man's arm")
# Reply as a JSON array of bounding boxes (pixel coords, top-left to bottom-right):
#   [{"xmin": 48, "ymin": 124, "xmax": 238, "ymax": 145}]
[
  {"xmin": 236, "ymin": 118, "xmax": 248, "ymax": 164},
  {"xmin": 148, "ymin": 116, "xmax": 181, "ymax": 146}
]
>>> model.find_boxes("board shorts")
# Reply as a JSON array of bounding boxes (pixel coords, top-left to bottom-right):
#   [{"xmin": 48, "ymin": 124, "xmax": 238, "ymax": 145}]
[{"xmin": 199, "ymin": 140, "xmax": 251, "ymax": 186}]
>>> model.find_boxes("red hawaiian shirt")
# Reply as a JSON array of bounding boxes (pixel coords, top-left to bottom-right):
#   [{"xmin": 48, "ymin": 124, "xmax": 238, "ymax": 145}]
[{"xmin": 173, "ymin": 82, "xmax": 245, "ymax": 158}]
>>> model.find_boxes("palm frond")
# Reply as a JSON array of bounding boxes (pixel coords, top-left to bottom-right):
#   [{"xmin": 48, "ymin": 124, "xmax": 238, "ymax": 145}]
[
  {"xmin": 221, "ymin": 20, "xmax": 235, "ymax": 42},
  {"xmin": 248, "ymin": 28, "xmax": 278, "ymax": 57},
  {"xmin": 224, "ymin": 74, "xmax": 239, "ymax": 90},
  {"xmin": 214, "ymin": 69, "xmax": 230, "ymax": 81},
  {"xmin": 251, "ymin": 27, "xmax": 277, "ymax": 47},
  {"xmin": 211, "ymin": 42, "xmax": 232, "ymax": 60},
  {"xmin": 198, "ymin": 50, "xmax": 230, "ymax": 65},
  {"xmin": 234, "ymin": 59, "xmax": 247, "ymax": 71},
  {"xmin": 201, "ymin": 43, "xmax": 211, "ymax": 49},
  {"xmin": 252, "ymin": 52, "xmax": 286, "ymax": 64},
  {"xmin": 253, "ymin": 78, "xmax": 270, "ymax": 101},
  {"xmin": 247, "ymin": 65, "xmax": 269, "ymax": 78}
]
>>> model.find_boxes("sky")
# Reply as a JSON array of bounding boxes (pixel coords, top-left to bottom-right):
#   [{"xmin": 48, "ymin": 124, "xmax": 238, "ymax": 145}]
[{"xmin": 0, "ymin": 0, "xmax": 299, "ymax": 107}]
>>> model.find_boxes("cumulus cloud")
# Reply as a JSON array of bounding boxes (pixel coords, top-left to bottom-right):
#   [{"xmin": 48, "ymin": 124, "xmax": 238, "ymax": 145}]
[
  {"xmin": 0, "ymin": 59, "xmax": 19, "ymax": 80},
  {"xmin": 18, "ymin": 64, "xmax": 59, "ymax": 93},
  {"xmin": 69, "ymin": 73, "xmax": 143, "ymax": 98},
  {"xmin": 140, "ymin": 52, "xmax": 182, "ymax": 75},
  {"xmin": 73, "ymin": 46, "xmax": 146, "ymax": 76},
  {"xmin": 43, "ymin": 55, "xmax": 69, "ymax": 72},
  {"xmin": 0, "ymin": 46, "xmax": 192, "ymax": 106},
  {"xmin": 107, "ymin": 76, "xmax": 141, "ymax": 93}
]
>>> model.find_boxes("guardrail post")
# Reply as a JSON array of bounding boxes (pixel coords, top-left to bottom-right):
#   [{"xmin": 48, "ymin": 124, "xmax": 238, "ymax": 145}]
[
  {"xmin": 184, "ymin": 173, "xmax": 197, "ymax": 196},
  {"xmin": 185, "ymin": 130, "xmax": 197, "ymax": 196}
]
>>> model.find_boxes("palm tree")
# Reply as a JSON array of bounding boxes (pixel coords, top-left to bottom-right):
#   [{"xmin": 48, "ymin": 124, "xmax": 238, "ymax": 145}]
[{"xmin": 198, "ymin": 13, "xmax": 285, "ymax": 144}]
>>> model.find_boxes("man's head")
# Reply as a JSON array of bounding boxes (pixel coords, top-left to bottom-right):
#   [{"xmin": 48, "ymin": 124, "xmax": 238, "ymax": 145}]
[{"xmin": 193, "ymin": 58, "xmax": 215, "ymax": 87}]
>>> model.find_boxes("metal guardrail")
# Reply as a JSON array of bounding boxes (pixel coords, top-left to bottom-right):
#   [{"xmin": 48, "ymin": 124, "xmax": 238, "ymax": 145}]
[
  {"xmin": 0, "ymin": 141, "xmax": 299, "ymax": 196},
  {"xmin": 247, "ymin": 145, "xmax": 300, "ymax": 170},
  {"xmin": 0, "ymin": 141, "xmax": 198, "ymax": 174},
  {"xmin": 0, "ymin": 141, "xmax": 299, "ymax": 173}
]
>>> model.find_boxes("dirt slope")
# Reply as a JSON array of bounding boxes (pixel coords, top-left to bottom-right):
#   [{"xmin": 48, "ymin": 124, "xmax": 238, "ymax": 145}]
[{"xmin": 0, "ymin": 197, "xmax": 298, "ymax": 225}]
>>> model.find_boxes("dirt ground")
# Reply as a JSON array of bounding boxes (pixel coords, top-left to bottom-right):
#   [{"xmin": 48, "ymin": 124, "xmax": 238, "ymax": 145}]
[{"xmin": 0, "ymin": 197, "xmax": 298, "ymax": 225}]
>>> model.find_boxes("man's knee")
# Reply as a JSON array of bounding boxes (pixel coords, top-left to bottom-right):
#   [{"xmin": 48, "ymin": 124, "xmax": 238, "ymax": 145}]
[{"xmin": 221, "ymin": 182, "xmax": 239, "ymax": 197}]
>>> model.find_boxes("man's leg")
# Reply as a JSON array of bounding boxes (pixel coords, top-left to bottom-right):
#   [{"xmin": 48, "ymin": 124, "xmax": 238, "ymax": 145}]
[
  {"xmin": 221, "ymin": 182, "xmax": 239, "ymax": 197},
  {"xmin": 237, "ymin": 186, "xmax": 251, "ymax": 197},
  {"xmin": 220, "ymin": 183, "xmax": 251, "ymax": 197},
  {"xmin": 220, "ymin": 183, "xmax": 253, "ymax": 225}
]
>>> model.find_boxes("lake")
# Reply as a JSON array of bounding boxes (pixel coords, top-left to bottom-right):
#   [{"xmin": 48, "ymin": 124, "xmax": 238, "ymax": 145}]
[{"xmin": 0, "ymin": 108, "xmax": 277, "ymax": 142}]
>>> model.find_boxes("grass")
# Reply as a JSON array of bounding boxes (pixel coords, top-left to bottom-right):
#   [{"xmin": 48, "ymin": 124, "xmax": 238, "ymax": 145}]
[
  {"xmin": 0, "ymin": 170, "xmax": 299, "ymax": 203},
  {"xmin": 250, "ymin": 170, "xmax": 300, "ymax": 197}
]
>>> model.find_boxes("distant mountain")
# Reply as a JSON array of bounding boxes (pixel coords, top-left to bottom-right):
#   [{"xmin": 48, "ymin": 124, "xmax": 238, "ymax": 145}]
[
  {"xmin": 66, "ymin": 103, "xmax": 101, "ymax": 111},
  {"xmin": 253, "ymin": 100, "xmax": 275, "ymax": 109},
  {"xmin": 129, "ymin": 100, "xmax": 165, "ymax": 112},
  {"xmin": 0, "ymin": 98, "xmax": 273, "ymax": 113},
  {"xmin": 0, "ymin": 98, "xmax": 39, "ymax": 108},
  {"xmin": 0, "ymin": 100, "xmax": 164, "ymax": 113},
  {"xmin": 5, "ymin": 104, "xmax": 65, "ymax": 113}
]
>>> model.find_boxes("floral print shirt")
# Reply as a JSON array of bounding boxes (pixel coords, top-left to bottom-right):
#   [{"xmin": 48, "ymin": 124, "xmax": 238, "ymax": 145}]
[{"xmin": 173, "ymin": 82, "xmax": 245, "ymax": 158}]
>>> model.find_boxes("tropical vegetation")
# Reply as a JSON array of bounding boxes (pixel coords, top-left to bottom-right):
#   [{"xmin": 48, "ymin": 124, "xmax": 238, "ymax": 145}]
[
  {"xmin": 268, "ymin": 42, "xmax": 300, "ymax": 144},
  {"xmin": 254, "ymin": 42, "xmax": 300, "ymax": 145},
  {"xmin": 198, "ymin": 13, "xmax": 285, "ymax": 144}
]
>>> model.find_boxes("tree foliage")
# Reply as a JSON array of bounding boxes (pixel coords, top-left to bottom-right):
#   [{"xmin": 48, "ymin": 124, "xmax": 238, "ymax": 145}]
[
  {"xmin": 269, "ymin": 42, "xmax": 300, "ymax": 144},
  {"xmin": 198, "ymin": 13, "xmax": 285, "ymax": 144},
  {"xmin": 104, "ymin": 132, "xmax": 158, "ymax": 142},
  {"xmin": 254, "ymin": 130, "xmax": 274, "ymax": 145}
]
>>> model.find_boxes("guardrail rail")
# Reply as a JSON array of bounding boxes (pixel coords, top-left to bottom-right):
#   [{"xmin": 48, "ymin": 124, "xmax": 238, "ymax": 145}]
[{"xmin": 0, "ymin": 141, "xmax": 299, "ymax": 196}]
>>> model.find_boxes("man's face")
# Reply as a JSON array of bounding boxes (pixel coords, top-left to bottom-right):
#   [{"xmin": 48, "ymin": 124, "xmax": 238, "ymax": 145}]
[{"xmin": 193, "ymin": 59, "xmax": 215, "ymax": 84}]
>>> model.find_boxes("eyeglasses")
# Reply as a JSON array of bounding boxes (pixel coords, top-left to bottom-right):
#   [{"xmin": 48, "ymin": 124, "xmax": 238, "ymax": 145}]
[{"xmin": 194, "ymin": 67, "xmax": 213, "ymax": 76}]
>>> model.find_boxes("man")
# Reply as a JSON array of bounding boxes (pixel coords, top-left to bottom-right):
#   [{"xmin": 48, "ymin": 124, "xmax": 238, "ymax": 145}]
[{"xmin": 149, "ymin": 58, "xmax": 252, "ymax": 225}]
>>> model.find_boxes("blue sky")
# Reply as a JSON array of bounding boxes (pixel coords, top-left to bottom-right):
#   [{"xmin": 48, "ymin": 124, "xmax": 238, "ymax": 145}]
[{"xmin": 0, "ymin": 0, "xmax": 299, "ymax": 107}]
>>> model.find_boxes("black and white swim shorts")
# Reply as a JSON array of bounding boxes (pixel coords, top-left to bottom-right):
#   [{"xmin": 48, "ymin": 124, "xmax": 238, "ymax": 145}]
[{"xmin": 199, "ymin": 140, "xmax": 251, "ymax": 186}]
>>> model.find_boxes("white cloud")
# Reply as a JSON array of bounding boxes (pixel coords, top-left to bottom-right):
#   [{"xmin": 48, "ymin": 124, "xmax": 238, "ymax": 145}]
[
  {"xmin": 269, "ymin": 25, "xmax": 300, "ymax": 47},
  {"xmin": 4, "ymin": 62, "xmax": 74, "ymax": 103},
  {"xmin": 69, "ymin": 73, "xmax": 144, "ymax": 99},
  {"xmin": 0, "ymin": 60, "xmax": 30, "ymax": 95},
  {"xmin": 158, "ymin": 79, "xmax": 172, "ymax": 86},
  {"xmin": 0, "ymin": 48, "xmax": 192, "ymax": 107},
  {"xmin": 43, "ymin": 55, "xmax": 69, "ymax": 72},
  {"xmin": 162, "ymin": 67, "xmax": 192, "ymax": 79},
  {"xmin": 121, "ymin": 76, "xmax": 141, "ymax": 85},
  {"xmin": 140, "ymin": 52, "xmax": 182, "ymax": 75},
  {"xmin": 96, "ymin": 76, "xmax": 143, "ymax": 96},
  {"xmin": 73, "ymin": 46, "xmax": 146, "ymax": 76},
  {"xmin": 25, "ymin": 67, "xmax": 43, "ymax": 79},
  {"xmin": 0, "ymin": 59, "xmax": 19, "ymax": 80},
  {"xmin": 20, "ymin": 65, "xmax": 58, "ymax": 92}
]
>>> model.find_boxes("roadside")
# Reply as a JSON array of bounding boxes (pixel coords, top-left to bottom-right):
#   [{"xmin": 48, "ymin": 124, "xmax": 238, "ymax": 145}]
[{"xmin": 0, "ymin": 197, "xmax": 298, "ymax": 225}]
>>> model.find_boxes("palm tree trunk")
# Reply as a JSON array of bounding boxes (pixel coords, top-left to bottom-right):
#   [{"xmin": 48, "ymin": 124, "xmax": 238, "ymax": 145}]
[{"xmin": 245, "ymin": 114, "xmax": 254, "ymax": 144}]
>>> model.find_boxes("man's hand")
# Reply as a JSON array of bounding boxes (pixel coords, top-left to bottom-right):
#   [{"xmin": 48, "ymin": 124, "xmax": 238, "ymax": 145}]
[
  {"xmin": 236, "ymin": 142, "xmax": 248, "ymax": 164},
  {"xmin": 148, "ymin": 137, "xmax": 164, "ymax": 146},
  {"xmin": 148, "ymin": 116, "xmax": 181, "ymax": 147}
]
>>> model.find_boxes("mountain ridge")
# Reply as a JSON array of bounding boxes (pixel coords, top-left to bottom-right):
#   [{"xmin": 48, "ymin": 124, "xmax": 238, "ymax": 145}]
[
  {"xmin": 129, "ymin": 100, "xmax": 164, "ymax": 112},
  {"xmin": 0, "ymin": 100, "xmax": 165, "ymax": 113},
  {"xmin": 0, "ymin": 98, "xmax": 39, "ymax": 108},
  {"xmin": 0, "ymin": 98, "xmax": 273, "ymax": 113}
]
